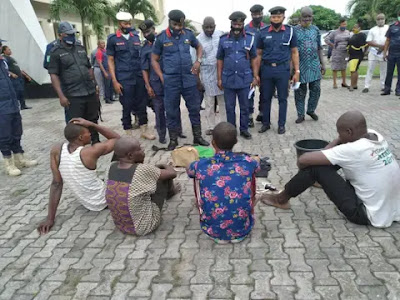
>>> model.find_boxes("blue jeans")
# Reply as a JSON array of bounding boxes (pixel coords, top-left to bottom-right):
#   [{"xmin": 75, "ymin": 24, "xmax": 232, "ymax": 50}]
[
  {"xmin": 384, "ymin": 55, "xmax": 400, "ymax": 94},
  {"xmin": 224, "ymin": 87, "xmax": 250, "ymax": 132},
  {"xmin": 0, "ymin": 113, "xmax": 23, "ymax": 157},
  {"xmin": 261, "ymin": 64, "xmax": 290, "ymax": 127}
]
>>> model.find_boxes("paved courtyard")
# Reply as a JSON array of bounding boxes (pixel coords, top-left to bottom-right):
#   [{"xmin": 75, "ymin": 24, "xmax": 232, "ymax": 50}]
[{"xmin": 0, "ymin": 79, "xmax": 400, "ymax": 300}]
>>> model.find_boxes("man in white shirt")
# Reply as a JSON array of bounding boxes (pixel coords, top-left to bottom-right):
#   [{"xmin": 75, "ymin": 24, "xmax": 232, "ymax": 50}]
[
  {"xmin": 196, "ymin": 17, "xmax": 225, "ymax": 135},
  {"xmin": 37, "ymin": 118, "xmax": 120, "ymax": 234},
  {"xmin": 259, "ymin": 111, "xmax": 400, "ymax": 228},
  {"xmin": 363, "ymin": 14, "xmax": 389, "ymax": 93}
]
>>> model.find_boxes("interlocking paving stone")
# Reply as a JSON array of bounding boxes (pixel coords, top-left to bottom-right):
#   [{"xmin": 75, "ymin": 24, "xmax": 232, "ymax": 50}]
[{"xmin": 1, "ymin": 79, "xmax": 399, "ymax": 299}]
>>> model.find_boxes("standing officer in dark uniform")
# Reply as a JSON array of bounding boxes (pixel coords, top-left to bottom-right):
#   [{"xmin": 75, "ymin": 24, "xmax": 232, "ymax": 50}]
[
  {"xmin": 43, "ymin": 25, "xmax": 82, "ymax": 123},
  {"xmin": 382, "ymin": 11, "xmax": 400, "ymax": 96},
  {"xmin": 107, "ymin": 11, "xmax": 155, "ymax": 139},
  {"xmin": 140, "ymin": 20, "xmax": 167, "ymax": 144},
  {"xmin": 0, "ymin": 37, "xmax": 37, "ymax": 177},
  {"xmin": 48, "ymin": 22, "xmax": 100, "ymax": 144},
  {"xmin": 245, "ymin": 4, "xmax": 265, "ymax": 126},
  {"xmin": 256, "ymin": 6, "xmax": 300, "ymax": 134},
  {"xmin": 152, "ymin": 9, "xmax": 209, "ymax": 150},
  {"xmin": 1, "ymin": 45, "xmax": 32, "ymax": 109},
  {"xmin": 217, "ymin": 11, "xmax": 258, "ymax": 139}
]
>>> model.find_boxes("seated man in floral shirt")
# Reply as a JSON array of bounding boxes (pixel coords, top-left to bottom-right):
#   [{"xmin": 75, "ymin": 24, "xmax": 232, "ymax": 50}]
[{"xmin": 187, "ymin": 122, "xmax": 260, "ymax": 243}]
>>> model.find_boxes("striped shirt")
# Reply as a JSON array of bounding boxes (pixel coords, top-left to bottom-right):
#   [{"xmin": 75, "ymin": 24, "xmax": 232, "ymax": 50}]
[{"xmin": 59, "ymin": 143, "xmax": 107, "ymax": 211}]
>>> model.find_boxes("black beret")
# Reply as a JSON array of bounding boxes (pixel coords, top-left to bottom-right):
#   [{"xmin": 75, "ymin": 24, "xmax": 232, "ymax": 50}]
[
  {"xmin": 229, "ymin": 11, "xmax": 247, "ymax": 22},
  {"xmin": 269, "ymin": 6, "xmax": 286, "ymax": 15},
  {"xmin": 139, "ymin": 20, "xmax": 155, "ymax": 31},
  {"xmin": 250, "ymin": 4, "xmax": 264, "ymax": 13},
  {"xmin": 168, "ymin": 9, "xmax": 185, "ymax": 23}
]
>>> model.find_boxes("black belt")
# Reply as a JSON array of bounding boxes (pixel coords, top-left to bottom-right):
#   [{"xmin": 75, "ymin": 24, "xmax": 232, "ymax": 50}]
[{"xmin": 263, "ymin": 60, "xmax": 289, "ymax": 67}]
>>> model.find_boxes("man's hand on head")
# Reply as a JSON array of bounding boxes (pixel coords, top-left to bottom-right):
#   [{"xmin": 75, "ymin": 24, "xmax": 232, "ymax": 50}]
[{"xmin": 69, "ymin": 118, "xmax": 94, "ymax": 128}]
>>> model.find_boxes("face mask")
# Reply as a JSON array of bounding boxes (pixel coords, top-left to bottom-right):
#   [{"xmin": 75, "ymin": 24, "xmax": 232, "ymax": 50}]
[
  {"xmin": 121, "ymin": 27, "xmax": 132, "ymax": 34},
  {"xmin": 63, "ymin": 34, "xmax": 75, "ymax": 45},
  {"xmin": 271, "ymin": 22, "xmax": 282, "ymax": 29},
  {"xmin": 146, "ymin": 33, "xmax": 155, "ymax": 43},
  {"xmin": 169, "ymin": 27, "xmax": 181, "ymax": 36},
  {"xmin": 377, "ymin": 20, "xmax": 385, "ymax": 27},
  {"xmin": 353, "ymin": 29, "xmax": 360, "ymax": 34},
  {"xmin": 340, "ymin": 26, "xmax": 346, "ymax": 31},
  {"xmin": 231, "ymin": 26, "xmax": 243, "ymax": 35},
  {"xmin": 253, "ymin": 17, "xmax": 263, "ymax": 25}
]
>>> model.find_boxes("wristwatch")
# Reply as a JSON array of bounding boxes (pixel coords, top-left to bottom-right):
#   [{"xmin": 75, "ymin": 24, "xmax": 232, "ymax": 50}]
[
  {"xmin": 295, "ymin": 70, "xmax": 300, "ymax": 73},
  {"xmin": 196, "ymin": 58, "xmax": 202, "ymax": 64}
]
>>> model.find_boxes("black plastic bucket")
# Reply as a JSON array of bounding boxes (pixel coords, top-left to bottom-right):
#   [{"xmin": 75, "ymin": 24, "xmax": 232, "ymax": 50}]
[{"xmin": 294, "ymin": 139, "xmax": 329, "ymax": 158}]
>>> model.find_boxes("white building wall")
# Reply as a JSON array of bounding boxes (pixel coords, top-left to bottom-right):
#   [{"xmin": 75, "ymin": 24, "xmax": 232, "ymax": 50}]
[
  {"xmin": 0, "ymin": 0, "xmax": 50, "ymax": 84},
  {"xmin": 0, "ymin": 0, "xmax": 166, "ymax": 84}
]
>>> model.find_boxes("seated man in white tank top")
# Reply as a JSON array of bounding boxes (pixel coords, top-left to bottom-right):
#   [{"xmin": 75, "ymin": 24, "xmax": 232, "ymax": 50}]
[{"xmin": 37, "ymin": 118, "xmax": 120, "ymax": 234}]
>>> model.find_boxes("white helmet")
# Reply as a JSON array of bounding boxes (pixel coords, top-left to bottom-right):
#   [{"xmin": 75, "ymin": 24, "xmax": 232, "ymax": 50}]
[{"xmin": 116, "ymin": 11, "xmax": 133, "ymax": 21}]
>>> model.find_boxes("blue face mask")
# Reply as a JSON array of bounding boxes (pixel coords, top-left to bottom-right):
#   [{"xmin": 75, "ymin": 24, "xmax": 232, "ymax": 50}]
[
  {"xmin": 121, "ymin": 27, "xmax": 133, "ymax": 34},
  {"xmin": 340, "ymin": 26, "xmax": 346, "ymax": 31},
  {"xmin": 169, "ymin": 27, "xmax": 181, "ymax": 36},
  {"xmin": 63, "ymin": 34, "xmax": 76, "ymax": 45}
]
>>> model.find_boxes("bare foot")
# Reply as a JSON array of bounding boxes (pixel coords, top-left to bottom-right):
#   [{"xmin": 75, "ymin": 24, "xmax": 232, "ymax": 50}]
[{"xmin": 259, "ymin": 193, "xmax": 291, "ymax": 209}]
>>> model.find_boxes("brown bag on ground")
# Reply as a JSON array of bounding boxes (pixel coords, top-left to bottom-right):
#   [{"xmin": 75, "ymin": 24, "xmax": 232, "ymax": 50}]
[{"xmin": 171, "ymin": 146, "xmax": 199, "ymax": 168}]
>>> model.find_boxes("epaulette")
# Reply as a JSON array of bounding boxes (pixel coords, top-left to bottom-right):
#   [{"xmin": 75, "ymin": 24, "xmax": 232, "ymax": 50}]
[
  {"xmin": 220, "ymin": 32, "xmax": 229, "ymax": 38},
  {"xmin": 107, "ymin": 33, "xmax": 117, "ymax": 39},
  {"xmin": 246, "ymin": 31, "xmax": 255, "ymax": 36},
  {"xmin": 50, "ymin": 43, "xmax": 60, "ymax": 53}
]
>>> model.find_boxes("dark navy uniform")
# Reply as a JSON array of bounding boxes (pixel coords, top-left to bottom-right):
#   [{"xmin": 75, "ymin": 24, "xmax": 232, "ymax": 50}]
[
  {"xmin": 3, "ymin": 55, "xmax": 27, "ymax": 109},
  {"xmin": 141, "ymin": 39, "xmax": 166, "ymax": 141},
  {"xmin": 0, "ymin": 56, "xmax": 24, "ymax": 157},
  {"xmin": 48, "ymin": 42, "xmax": 99, "ymax": 143},
  {"xmin": 44, "ymin": 39, "xmax": 84, "ymax": 123},
  {"xmin": 257, "ymin": 23, "xmax": 297, "ymax": 128},
  {"xmin": 152, "ymin": 28, "xmax": 201, "ymax": 133},
  {"xmin": 245, "ymin": 21, "xmax": 265, "ymax": 122},
  {"xmin": 107, "ymin": 29, "xmax": 148, "ymax": 130},
  {"xmin": 383, "ymin": 21, "xmax": 400, "ymax": 94},
  {"xmin": 217, "ymin": 31, "xmax": 256, "ymax": 133}
]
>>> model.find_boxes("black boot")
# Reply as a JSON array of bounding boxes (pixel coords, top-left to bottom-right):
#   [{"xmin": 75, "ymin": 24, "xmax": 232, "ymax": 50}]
[
  {"xmin": 192, "ymin": 125, "xmax": 209, "ymax": 146},
  {"xmin": 20, "ymin": 99, "xmax": 32, "ymax": 110},
  {"xmin": 167, "ymin": 130, "xmax": 179, "ymax": 151}
]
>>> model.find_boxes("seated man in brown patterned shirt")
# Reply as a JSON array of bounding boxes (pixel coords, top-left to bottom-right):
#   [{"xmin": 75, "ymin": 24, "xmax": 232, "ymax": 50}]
[{"xmin": 106, "ymin": 136, "xmax": 180, "ymax": 235}]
